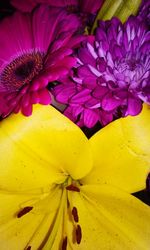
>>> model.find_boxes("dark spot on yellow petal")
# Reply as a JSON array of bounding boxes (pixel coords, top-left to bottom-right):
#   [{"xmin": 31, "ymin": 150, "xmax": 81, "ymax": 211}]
[
  {"xmin": 17, "ymin": 206, "xmax": 33, "ymax": 218},
  {"xmin": 66, "ymin": 184, "xmax": 80, "ymax": 192},
  {"xmin": 62, "ymin": 236, "xmax": 67, "ymax": 250},
  {"xmin": 72, "ymin": 207, "xmax": 79, "ymax": 223}
]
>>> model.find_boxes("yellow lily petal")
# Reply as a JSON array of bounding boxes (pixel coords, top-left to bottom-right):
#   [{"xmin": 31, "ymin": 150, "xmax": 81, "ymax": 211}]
[
  {"xmin": 83, "ymin": 104, "xmax": 150, "ymax": 193},
  {"xmin": 0, "ymin": 104, "xmax": 150, "ymax": 249},
  {"xmin": 66, "ymin": 185, "xmax": 150, "ymax": 250},
  {"xmin": 0, "ymin": 105, "xmax": 92, "ymax": 192},
  {"xmin": 0, "ymin": 182, "xmax": 150, "ymax": 249},
  {"xmin": 0, "ymin": 189, "xmax": 62, "ymax": 250}
]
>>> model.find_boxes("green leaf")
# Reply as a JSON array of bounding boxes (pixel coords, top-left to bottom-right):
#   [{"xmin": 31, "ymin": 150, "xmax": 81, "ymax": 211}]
[{"xmin": 91, "ymin": 0, "xmax": 142, "ymax": 33}]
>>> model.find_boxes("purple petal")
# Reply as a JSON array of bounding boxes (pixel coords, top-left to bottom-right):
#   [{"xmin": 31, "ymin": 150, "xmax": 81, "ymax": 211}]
[
  {"xmin": 102, "ymin": 93, "xmax": 122, "ymax": 111},
  {"xmin": 71, "ymin": 89, "xmax": 91, "ymax": 104},
  {"xmin": 83, "ymin": 109, "xmax": 99, "ymax": 128},
  {"xmin": 125, "ymin": 97, "xmax": 143, "ymax": 116}
]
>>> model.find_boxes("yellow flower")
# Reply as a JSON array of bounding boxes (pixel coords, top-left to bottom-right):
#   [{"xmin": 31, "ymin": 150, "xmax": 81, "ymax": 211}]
[{"xmin": 0, "ymin": 104, "xmax": 150, "ymax": 250}]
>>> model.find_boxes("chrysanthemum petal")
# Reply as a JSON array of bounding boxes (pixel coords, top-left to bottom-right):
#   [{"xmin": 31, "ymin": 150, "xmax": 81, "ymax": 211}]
[{"xmin": 82, "ymin": 104, "xmax": 150, "ymax": 192}]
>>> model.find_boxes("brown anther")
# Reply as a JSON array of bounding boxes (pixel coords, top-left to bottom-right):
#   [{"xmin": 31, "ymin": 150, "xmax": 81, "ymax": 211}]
[
  {"xmin": 66, "ymin": 184, "xmax": 80, "ymax": 192},
  {"xmin": 76, "ymin": 224, "xmax": 82, "ymax": 244},
  {"xmin": 146, "ymin": 173, "xmax": 150, "ymax": 192},
  {"xmin": 17, "ymin": 206, "xmax": 33, "ymax": 218},
  {"xmin": 72, "ymin": 207, "xmax": 79, "ymax": 223},
  {"xmin": 62, "ymin": 236, "xmax": 67, "ymax": 250},
  {"xmin": 26, "ymin": 246, "xmax": 32, "ymax": 250}
]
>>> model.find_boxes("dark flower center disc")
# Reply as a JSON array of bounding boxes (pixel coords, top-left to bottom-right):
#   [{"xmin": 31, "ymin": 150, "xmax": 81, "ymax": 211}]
[{"xmin": 1, "ymin": 51, "xmax": 43, "ymax": 91}]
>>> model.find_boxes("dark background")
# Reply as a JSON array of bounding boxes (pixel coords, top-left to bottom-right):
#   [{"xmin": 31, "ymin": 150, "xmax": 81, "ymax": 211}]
[{"xmin": 0, "ymin": 0, "xmax": 14, "ymax": 20}]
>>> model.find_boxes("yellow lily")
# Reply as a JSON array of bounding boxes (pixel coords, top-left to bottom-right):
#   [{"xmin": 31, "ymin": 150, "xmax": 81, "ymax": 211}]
[{"xmin": 0, "ymin": 104, "xmax": 150, "ymax": 250}]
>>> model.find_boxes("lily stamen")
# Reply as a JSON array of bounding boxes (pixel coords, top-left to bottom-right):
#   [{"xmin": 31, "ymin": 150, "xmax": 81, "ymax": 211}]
[
  {"xmin": 76, "ymin": 224, "xmax": 82, "ymax": 244},
  {"xmin": 25, "ymin": 246, "xmax": 32, "ymax": 250},
  {"xmin": 66, "ymin": 184, "xmax": 80, "ymax": 192},
  {"xmin": 72, "ymin": 206, "xmax": 79, "ymax": 223},
  {"xmin": 62, "ymin": 236, "xmax": 68, "ymax": 250},
  {"xmin": 17, "ymin": 206, "xmax": 33, "ymax": 218}
]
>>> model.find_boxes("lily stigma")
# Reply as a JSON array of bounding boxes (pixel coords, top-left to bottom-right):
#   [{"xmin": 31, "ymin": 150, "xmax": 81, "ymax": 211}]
[{"xmin": 0, "ymin": 104, "xmax": 150, "ymax": 249}]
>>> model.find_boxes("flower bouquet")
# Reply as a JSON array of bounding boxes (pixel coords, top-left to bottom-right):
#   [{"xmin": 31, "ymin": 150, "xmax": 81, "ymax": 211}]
[{"xmin": 0, "ymin": 0, "xmax": 150, "ymax": 249}]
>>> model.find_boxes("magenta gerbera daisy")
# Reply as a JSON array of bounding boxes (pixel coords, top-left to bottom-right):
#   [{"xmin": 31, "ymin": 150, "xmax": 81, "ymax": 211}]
[
  {"xmin": 11, "ymin": 0, "xmax": 104, "ymax": 14},
  {"xmin": 10, "ymin": 0, "xmax": 105, "ymax": 30},
  {"xmin": 53, "ymin": 16, "xmax": 150, "ymax": 128},
  {"xmin": 0, "ymin": 4, "xmax": 83, "ymax": 117}
]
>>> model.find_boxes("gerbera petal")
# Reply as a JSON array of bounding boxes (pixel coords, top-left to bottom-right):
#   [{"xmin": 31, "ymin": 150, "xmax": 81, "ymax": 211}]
[
  {"xmin": 32, "ymin": 6, "xmax": 65, "ymax": 52},
  {"xmin": 0, "ymin": 93, "xmax": 14, "ymax": 117},
  {"xmin": 0, "ymin": 12, "xmax": 33, "ymax": 65},
  {"xmin": 0, "ymin": 105, "xmax": 92, "ymax": 192},
  {"xmin": 80, "ymin": 0, "xmax": 104, "ymax": 14},
  {"xmin": 11, "ymin": 0, "xmax": 37, "ymax": 12},
  {"xmin": 38, "ymin": 89, "xmax": 51, "ymax": 105},
  {"xmin": 0, "ymin": 5, "xmax": 83, "ymax": 117},
  {"xmin": 83, "ymin": 104, "xmax": 150, "ymax": 192},
  {"xmin": 21, "ymin": 103, "xmax": 33, "ymax": 116}
]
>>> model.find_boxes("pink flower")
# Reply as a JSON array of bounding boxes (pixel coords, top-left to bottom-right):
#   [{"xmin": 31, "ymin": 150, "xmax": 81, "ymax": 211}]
[
  {"xmin": 0, "ymin": 4, "xmax": 83, "ymax": 117},
  {"xmin": 10, "ymin": 0, "xmax": 105, "ymax": 29},
  {"xmin": 11, "ymin": 0, "xmax": 104, "ymax": 14}
]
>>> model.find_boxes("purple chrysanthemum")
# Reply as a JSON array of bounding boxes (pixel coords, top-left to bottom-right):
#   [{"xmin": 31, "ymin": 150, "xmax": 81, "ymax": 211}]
[
  {"xmin": 53, "ymin": 16, "xmax": 150, "ymax": 128},
  {"xmin": 0, "ymin": 4, "xmax": 83, "ymax": 117},
  {"xmin": 138, "ymin": 0, "xmax": 150, "ymax": 27}
]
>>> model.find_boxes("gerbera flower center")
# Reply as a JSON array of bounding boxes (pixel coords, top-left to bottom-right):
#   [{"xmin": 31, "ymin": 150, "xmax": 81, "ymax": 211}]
[
  {"xmin": 1, "ymin": 51, "xmax": 43, "ymax": 91},
  {"xmin": 14, "ymin": 60, "xmax": 35, "ymax": 81}
]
